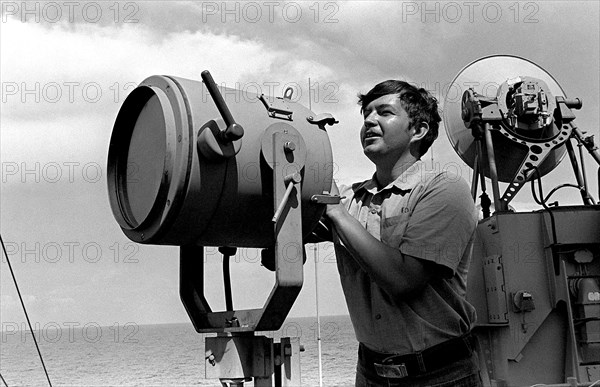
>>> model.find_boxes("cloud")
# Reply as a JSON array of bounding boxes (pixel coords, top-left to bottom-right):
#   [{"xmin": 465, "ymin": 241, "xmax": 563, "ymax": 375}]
[
  {"xmin": 1, "ymin": 19, "xmax": 279, "ymax": 123},
  {"xmin": 1, "ymin": 1, "xmax": 466, "ymax": 97},
  {"xmin": 1, "ymin": 294, "xmax": 17, "ymax": 308}
]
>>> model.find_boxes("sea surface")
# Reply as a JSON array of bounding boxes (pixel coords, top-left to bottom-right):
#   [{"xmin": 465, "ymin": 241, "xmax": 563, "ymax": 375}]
[{"xmin": 1, "ymin": 315, "xmax": 357, "ymax": 386}]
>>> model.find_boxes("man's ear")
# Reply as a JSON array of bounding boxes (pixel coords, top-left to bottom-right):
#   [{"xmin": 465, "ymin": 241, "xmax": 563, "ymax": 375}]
[{"xmin": 410, "ymin": 122, "xmax": 429, "ymax": 143}]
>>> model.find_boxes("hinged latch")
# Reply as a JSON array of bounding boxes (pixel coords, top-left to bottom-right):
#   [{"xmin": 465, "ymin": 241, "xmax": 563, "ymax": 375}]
[
  {"xmin": 259, "ymin": 87, "xmax": 294, "ymax": 121},
  {"xmin": 306, "ymin": 113, "xmax": 339, "ymax": 129}
]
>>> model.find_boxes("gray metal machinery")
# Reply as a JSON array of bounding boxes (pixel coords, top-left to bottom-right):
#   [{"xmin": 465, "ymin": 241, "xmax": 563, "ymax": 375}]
[
  {"xmin": 107, "ymin": 70, "xmax": 339, "ymax": 386},
  {"xmin": 444, "ymin": 55, "xmax": 600, "ymax": 386}
]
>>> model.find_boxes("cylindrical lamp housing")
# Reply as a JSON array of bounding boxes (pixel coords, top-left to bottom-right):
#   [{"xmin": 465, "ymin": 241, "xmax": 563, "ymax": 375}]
[{"xmin": 107, "ymin": 75, "xmax": 334, "ymax": 247}]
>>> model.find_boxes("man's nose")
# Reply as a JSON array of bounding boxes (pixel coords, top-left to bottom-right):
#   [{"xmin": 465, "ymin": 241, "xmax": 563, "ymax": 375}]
[{"xmin": 364, "ymin": 112, "xmax": 378, "ymax": 127}]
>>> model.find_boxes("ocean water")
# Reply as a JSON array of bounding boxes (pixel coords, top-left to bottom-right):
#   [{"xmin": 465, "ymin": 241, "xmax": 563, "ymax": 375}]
[{"xmin": 0, "ymin": 315, "xmax": 357, "ymax": 386}]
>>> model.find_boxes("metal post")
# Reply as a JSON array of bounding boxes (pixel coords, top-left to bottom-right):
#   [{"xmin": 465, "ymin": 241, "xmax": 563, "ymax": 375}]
[
  {"xmin": 471, "ymin": 150, "xmax": 479, "ymax": 201},
  {"xmin": 565, "ymin": 139, "xmax": 594, "ymax": 205},
  {"xmin": 313, "ymin": 244, "xmax": 323, "ymax": 387},
  {"xmin": 483, "ymin": 123, "xmax": 503, "ymax": 212},
  {"xmin": 569, "ymin": 123, "xmax": 600, "ymax": 202},
  {"xmin": 219, "ymin": 246, "xmax": 237, "ymax": 311},
  {"xmin": 571, "ymin": 124, "xmax": 600, "ymax": 165},
  {"xmin": 577, "ymin": 141, "xmax": 591, "ymax": 202}
]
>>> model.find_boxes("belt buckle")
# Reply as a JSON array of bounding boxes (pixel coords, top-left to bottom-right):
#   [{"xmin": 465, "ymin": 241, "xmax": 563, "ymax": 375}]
[{"xmin": 374, "ymin": 362, "xmax": 408, "ymax": 379}]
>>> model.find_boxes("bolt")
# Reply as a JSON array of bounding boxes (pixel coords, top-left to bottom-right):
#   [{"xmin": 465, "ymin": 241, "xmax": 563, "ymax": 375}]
[
  {"xmin": 284, "ymin": 141, "xmax": 296, "ymax": 152},
  {"xmin": 285, "ymin": 172, "xmax": 302, "ymax": 185},
  {"xmin": 206, "ymin": 354, "xmax": 215, "ymax": 366}
]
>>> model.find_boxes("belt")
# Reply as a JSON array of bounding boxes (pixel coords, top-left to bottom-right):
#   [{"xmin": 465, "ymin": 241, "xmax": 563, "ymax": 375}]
[{"xmin": 359, "ymin": 333, "xmax": 476, "ymax": 379}]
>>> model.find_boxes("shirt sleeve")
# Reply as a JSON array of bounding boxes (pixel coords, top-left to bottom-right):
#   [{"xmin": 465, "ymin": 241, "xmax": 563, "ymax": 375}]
[
  {"xmin": 338, "ymin": 183, "xmax": 351, "ymax": 203},
  {"xmin": 398, "ymin": 172, "xmax": 477, "ymax": 275}
]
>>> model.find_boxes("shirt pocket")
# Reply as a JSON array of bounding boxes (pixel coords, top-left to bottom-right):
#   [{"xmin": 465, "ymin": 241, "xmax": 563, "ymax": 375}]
[{"xmin": 380, "ymin": 214, "xmax": 409, "ymax": 248}]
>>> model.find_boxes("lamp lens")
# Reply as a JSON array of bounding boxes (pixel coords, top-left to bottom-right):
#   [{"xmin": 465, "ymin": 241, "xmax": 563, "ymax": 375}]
[{"xmin": 124, "ymin": 94, "xmax": 167, "ymax": 225}]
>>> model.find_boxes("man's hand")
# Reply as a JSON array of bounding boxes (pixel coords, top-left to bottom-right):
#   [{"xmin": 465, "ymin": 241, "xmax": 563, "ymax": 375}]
[
  {"xmin": 324, "ymin": 180, "xmax": 434, "ymax": 300},
  {"xmin": 325, "ymin": 180, "xmax": 346, "ymax": 220},
  {"xmin": 305, "ymin": 180, "xmax": 341, "ymax": 244},
  {"xmin": 304, "ymin": 219, "xmax": 333, "ymax": 243}
]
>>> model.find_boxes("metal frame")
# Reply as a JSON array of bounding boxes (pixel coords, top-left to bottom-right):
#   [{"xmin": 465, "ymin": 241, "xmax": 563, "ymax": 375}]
[
  {"xmin": 179, "ymin": 128, "xmax": 305, "ymax": 333},
  {"xmin": 465, "ymin": 91, "xmax": 591, "ymax": 213}
]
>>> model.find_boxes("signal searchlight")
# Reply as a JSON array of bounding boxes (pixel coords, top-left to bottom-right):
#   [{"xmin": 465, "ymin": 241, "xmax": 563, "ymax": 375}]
[{"xmin": 107, "ymin": 71, "xmax": 339, "ymax": 334}]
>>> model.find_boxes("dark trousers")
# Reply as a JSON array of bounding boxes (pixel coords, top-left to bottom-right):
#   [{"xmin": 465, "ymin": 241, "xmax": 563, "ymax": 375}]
[{"xmin": 355, "ymin": 345, "xmax": 483, "ymax": 387}]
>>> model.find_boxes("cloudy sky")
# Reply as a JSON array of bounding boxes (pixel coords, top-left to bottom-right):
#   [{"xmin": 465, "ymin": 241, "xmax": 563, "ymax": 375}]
[{"xmin": 1, "ymin": 1, "xmax": 599, "ymax": 331}]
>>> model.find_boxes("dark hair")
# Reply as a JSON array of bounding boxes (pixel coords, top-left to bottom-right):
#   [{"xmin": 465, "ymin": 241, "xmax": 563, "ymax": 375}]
[{"xmin": 357, "ymin": 80, "xmax": 441, "ymax": 156}]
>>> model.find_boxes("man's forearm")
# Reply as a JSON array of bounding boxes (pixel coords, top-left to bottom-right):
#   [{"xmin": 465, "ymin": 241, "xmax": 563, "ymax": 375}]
[{"xmin": 327, "ymin": 206, "xmax": 432, "ymax": 300}]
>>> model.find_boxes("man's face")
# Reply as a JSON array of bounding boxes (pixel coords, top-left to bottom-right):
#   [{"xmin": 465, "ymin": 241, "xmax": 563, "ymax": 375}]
[{"xmin": 360, "ymin": 94, "xmax": 414, "ymax": 164}]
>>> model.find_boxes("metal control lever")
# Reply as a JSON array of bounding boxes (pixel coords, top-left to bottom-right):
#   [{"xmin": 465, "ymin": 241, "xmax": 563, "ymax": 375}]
[
  {"xmin": 306, "ymin": 113, "xmax": 339, "ymax": 128},
  {"xmin": 311, "ymin": 193, "xmax": 342, "ymax": 204},
  {"xmin": 201, "ymin": 70, "xmax": 244, "ymax": 142},
  {"xmin": 272, "ymin": 172, "xmax": 302, "ymax": 223}
]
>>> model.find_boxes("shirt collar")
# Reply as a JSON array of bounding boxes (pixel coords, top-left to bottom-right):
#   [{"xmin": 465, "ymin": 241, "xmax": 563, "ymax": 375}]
[{"xmin": 353, "ymin": 160, "xmax": 425, "ymax": 195}]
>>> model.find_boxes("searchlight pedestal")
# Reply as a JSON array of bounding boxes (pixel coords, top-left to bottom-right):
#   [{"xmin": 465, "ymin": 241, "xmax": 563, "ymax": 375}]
[
  {"xmin": 107, "ymin": 71, "xmax": 339, "ymax": 386},
  {"xmin": 444, "ymin": 56, "xmax": 600, "ymax": 386}
]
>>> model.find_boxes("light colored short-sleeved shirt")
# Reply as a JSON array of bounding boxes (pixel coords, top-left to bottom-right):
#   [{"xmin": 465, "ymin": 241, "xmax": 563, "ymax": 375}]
[{"xmin": 334, "ymin": 160, "xmax": 478, "ymax": 354}]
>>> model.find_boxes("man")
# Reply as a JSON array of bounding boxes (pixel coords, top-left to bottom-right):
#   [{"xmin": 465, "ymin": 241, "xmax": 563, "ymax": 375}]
[{"xmin": 325, "ymin": 80, "xmax": 481, "ymax": 386}]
